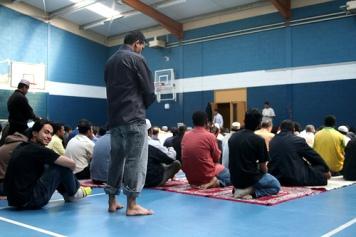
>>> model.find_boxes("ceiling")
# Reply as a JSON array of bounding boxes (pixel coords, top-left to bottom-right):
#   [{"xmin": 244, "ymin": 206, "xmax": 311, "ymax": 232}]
[{"xmin": 8, "ymin": 0, "xmax": 292, "ymax": 41}]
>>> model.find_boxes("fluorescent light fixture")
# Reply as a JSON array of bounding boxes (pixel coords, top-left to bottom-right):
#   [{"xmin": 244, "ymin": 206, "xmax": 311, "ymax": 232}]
[
  {"xmin": 87, "ymin": 3, "xmax": 121, "ymax": 18},
  {"xmin": 68, "ymin": 0, "xmax": 121, "ymax": 18}
]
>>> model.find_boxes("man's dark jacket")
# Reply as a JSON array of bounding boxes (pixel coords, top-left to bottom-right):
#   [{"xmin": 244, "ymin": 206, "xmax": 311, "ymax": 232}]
[{"xmin": 269, "ymin": 131, "xmax": 329, "ymax": 186}]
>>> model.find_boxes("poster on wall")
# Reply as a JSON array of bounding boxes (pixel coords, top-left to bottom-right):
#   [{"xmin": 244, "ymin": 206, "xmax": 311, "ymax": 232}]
[{"xmin": 10, "ymin": 61, "xmax": 46, "ymax": 90}]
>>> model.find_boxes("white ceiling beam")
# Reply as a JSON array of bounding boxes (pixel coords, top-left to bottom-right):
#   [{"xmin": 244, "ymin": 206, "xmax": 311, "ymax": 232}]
[{"xmin": 49, "ymin": 0, "xmax": 104, "ymax": 19}]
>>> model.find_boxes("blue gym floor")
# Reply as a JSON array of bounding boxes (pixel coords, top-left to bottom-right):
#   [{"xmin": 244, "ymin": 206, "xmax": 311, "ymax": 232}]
[{"xmin": 0, "ymin": 185, "xmax": 355, "ymax": 237}]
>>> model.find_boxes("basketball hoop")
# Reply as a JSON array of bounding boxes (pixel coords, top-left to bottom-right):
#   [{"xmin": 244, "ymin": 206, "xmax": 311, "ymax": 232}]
[{"xmin": 154, "ymin": 69, "xmax": 176, "ymax": 102}]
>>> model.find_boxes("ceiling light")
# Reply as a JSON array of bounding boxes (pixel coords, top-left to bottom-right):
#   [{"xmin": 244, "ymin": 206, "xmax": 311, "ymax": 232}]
[{"xmin": 87, "ymin": 3, "xmax": 121, "ymax": 18}]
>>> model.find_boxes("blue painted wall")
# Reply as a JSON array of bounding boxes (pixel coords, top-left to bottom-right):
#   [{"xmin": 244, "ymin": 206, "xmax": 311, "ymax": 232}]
[
  {"xmin": 0, "ymin": 6, "xmax": 108, "ymax": 127},
  {"xmin": 143, "ymin": 0, "xmax": 356, "ymax": 128},
  {"xmin": 1, "ymin": 0, "xmax": 356, "ymax": 129}
]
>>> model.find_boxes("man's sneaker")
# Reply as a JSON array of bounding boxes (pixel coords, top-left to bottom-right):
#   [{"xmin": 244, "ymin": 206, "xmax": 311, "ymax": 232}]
[{"xmin": 64, "ymin": 186, "xmax": 92, "ymax": 202}]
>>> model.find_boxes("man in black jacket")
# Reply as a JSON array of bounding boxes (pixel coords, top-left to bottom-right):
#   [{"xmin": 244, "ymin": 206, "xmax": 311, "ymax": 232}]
[
  {"xmin": 269, "ymin": 120, "xmax": 331, "ymax": 186},
  {"xmin": 104, "ymin": 31, "xmax": 155, "ymax": 216},
  {"xmin": 145, "ymin": 146, "xmax": 181, "ymax": 187},
  {"xmin": 7, "ymin": 79, "xmax": 39, "ymax": 135},
  {"xmin": 343, "ymin": 138, "xmax": 356, "ymax": 181},
  {"xmin": 145, "ymin": 120, "xmax": 181, "ymax": 187}
]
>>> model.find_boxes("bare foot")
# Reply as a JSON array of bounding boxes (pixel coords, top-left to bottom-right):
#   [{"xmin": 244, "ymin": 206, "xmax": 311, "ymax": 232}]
[
  {"xmin": 199, "ymin": 177, "xmax": 219, "ymax": 189},
  {"xmin": 108, "ymin": 196, "xmax": 124, "ymax": 213},
  {"xmin": 126, "ymin": 204, "xmax": 154, "ymax": 216},
  {"xmin": 108, "ymin": 203, "xmax": 124, "ymax": 212},
  {"xmin": 324, "ymin": 171, "xmax": 332, "ymax": 180}
]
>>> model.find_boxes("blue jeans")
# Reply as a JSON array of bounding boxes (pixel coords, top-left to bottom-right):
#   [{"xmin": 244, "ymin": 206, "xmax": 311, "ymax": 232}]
[
  {"xmin": 216, "ymin": 168, "xmax": 232, "ymax": 187},
  {"xmin": 105, "ymin": 122, "xmax": 148, "ymax": 198},
  {"xmin": 253, "ymin": 173, "xmax": 281, "ymax": 198},
  {"xmin": 22, "ymin": 165, "xmax": 80, "ymax": 209}
]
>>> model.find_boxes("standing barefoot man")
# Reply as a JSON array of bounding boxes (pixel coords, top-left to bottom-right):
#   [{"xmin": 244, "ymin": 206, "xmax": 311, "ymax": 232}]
[{"xmin": 104, "ymin": 31, "xmax": 155, "ymax": 216}]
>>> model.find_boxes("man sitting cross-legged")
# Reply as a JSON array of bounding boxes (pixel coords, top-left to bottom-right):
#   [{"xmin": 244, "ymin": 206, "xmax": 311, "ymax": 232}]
[
  {"xmin": 145, "ymin": 119, "xmax": 181, "ymax": 187},
  {"xmin": 4, "ymin": 119, "xmax": 91, "ymax": 209},
  {"xmin": 269, "ymin": 120, "xmax": 331, "ymax": 186},
  {"xmin": 65, "ymin": 119, "xmax": 95, "ymax": 179},
  {"xmin": 181, "ymin": 111, "xmax": 231, "ymax": 189},
  {"xmin": 229, "ymin": 109, "xmax": 280, "ymax": 199}
]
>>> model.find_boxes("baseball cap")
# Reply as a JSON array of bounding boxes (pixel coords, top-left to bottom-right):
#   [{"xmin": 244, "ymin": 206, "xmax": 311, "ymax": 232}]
[{"xmin": 19, "ymin": 79, "xmax": 31, "ymax": 86}]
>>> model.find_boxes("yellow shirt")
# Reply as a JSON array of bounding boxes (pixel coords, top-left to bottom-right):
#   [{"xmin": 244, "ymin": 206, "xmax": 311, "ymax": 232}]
[
  {"xmin": 313, "ymin": 127, "xmax": 345, "ymax": 172},
  {"xmin": 47, "ymin": 134, "xmax": 65, "ymax": 156}
]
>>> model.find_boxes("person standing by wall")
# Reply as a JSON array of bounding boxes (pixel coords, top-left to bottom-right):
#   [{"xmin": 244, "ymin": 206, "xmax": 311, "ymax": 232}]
[
  {"xmin": 7, "ymin": 79, "xmax": 40, "ymax": 136},
  {"xmin": 262, "ymin": 101, "xmax": 275, "ymax": 122},
  {"xmin": 104, "ymin": 31, "xmax": 155, "ymax": 216},
  {"xmin": 213, "ymin": 109, "xmax": 224, "ymax": 129}
]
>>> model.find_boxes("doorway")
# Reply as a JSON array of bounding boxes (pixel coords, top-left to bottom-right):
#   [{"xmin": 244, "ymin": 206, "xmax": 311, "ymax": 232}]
[{"xmin": 211, "ymin": 88, "xmax": 247, "ymax": 131}]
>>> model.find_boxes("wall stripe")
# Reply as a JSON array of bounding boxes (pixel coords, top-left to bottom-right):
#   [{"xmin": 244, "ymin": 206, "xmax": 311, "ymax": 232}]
[
  {"xmin": 46, "ymin": 81, "xmax": 106, "ymax": 99},
  {"xmin": 41, "ymin": 60, "xmax": 356, "ymax": 97},
  {"xmin": 175, "ymin": 61, "xmax": 356, "ymax": 93},
  {"xmin": 1, "ymin": 61, "xmax": 355, "ymax": 99}
]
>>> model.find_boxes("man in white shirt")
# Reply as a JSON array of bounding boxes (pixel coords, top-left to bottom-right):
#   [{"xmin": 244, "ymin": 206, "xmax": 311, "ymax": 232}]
[
  {"xmin": 262, "ymin": 101, "xmax": 276, "ymax": 122},
  {"xmin": 65, "ymin": 119, "xmax": 95, "ymax": 179},
  {"xmin": 213, "ymin": 109, "xmax": 224, "ymax": 129},
  {"xmin": 299, "ymin": 124, "xmax": 316, "ymax": 147},
  {"xmin": 146, "ymin": 119, "xmax": 176, "ymax": 159}
]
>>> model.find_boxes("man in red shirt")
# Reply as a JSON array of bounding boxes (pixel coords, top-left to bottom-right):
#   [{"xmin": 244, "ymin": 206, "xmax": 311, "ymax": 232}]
[{"xmin": 181, "ymin": 111, "xmax": 231, "ymax": 189}]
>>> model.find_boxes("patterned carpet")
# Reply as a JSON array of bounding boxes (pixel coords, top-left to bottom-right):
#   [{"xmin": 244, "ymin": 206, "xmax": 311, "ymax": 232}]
[{"xmin": 152, "ymin": 176, "xmax": 356, "ymax": 206}]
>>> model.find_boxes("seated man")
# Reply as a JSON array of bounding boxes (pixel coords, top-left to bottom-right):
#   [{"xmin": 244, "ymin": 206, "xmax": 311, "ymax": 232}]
[
  {"xmin": 343, "ymin": 138, "xmax": 356, "ymax": 181},
  {"xmin": 269, "ymin": 120, "xmax": 331, "ymax": 186},
  {"xmin": 165, "ymin": 125, "xmax": 186, "ymax": 162},
  {"xmin": 47, "ymin": 122, "xmax": 65, "ymax": 155},
  {"xmin": 298, "ymin": 124, "xmax": 316, "ymax": 147},
  {"xmin": 181, "ymin": 111, "xmax": 231, "ymax": 189},
  {"xmin": 229, "ymin": 109, "xmax": 280, "ymax": 199},
  {"xmin": 90, "ymin": 131, "xmax": 111, "ymax": 184},
  {"xmin": 221, "ymin": 122, "xmax": 240, "ymax": 168},
  {"xmin": 65, "ymin": 119, "xmax": 95, "ymax": 179},
  {"xmin": 254, "ymin": 119, "xmax": 274, "ymax": 151},
  {"xmin": 4, "ymin": 119, "xmax": 91, "ymax": 209},
  {"xmin": 145, "ymin": 119, "xmax": 181, "ymax": 187},
  {"xmin": 146, "ymin": 120, "xmax": 176, "ymax": 160},
  {"xmin": 0, "ymin": 132, "xmax": 28, "ymax": 195},
  {"xmin": 314, "ymin": 115, "xmax": 345, "ymax": 175}
]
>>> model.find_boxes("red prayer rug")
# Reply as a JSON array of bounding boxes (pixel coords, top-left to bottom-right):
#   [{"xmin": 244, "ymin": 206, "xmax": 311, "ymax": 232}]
[{"xmin": 152, "ymin": 178, "xmax": 324, "ymax": 206}]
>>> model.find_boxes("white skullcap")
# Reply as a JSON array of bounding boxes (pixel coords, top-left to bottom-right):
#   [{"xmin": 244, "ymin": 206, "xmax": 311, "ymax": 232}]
[
  {"xmin": 338, "ymin": 125, "xmax": 349, "ymax": 133},
  {"xmin": 19, "ymin": 79, "xmax": 31, "ymax": 86},
  {"xmin": 231, "ymin": 122, "xmax": 241, "ymax": 129},
  {"xmin": 145, "ymin": 119, "xmax": 152, "ymax": 130}
]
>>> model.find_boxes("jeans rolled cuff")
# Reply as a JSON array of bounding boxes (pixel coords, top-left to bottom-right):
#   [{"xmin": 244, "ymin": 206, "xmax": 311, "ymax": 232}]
[
  {"xmin": 123, "ymin": 186, "xmax": 141, "ymax": 198},
  {"xmin": 104, "ymin": 186, "xmax": 121, "ymax": 196}
]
